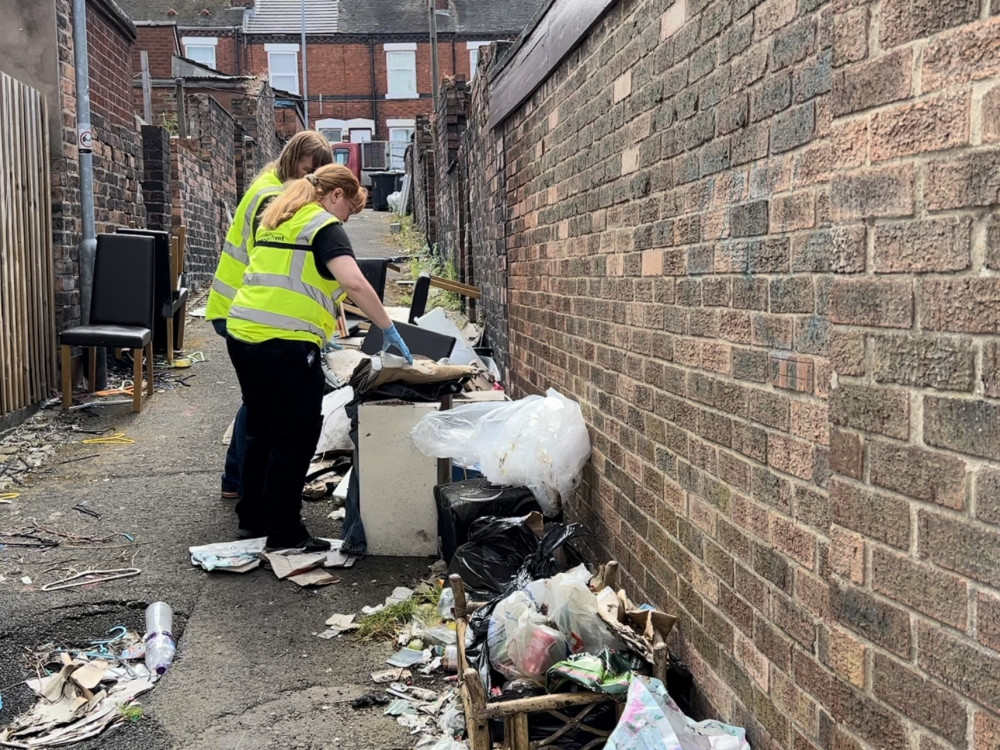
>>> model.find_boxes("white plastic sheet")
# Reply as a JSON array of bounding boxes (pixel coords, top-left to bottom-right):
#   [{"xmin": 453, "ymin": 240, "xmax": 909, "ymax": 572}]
[
  {"xmin": 316, "ymin": 386, "xmax": 355, "ymax": 453},
  {"xmin": 606, "ymin": 676, "xmax": 750, "ymax": 750},
  {"xmin": 410, "ymin": 388, "xmax": 591, "ymax": 516}
]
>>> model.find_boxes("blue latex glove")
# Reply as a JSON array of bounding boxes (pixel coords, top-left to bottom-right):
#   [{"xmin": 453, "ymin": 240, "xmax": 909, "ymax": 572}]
[{"xmin": 380, "ymin": 323, "xmax": 413, "ymax": 364}]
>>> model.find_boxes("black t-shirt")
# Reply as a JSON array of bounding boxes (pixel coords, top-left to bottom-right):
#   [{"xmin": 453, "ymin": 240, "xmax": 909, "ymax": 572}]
[{"xmin": 312, "ymin": 221, "xmax": 355, "ymax": 279}]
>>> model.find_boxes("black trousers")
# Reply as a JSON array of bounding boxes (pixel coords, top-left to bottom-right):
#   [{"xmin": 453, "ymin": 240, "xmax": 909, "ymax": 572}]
[{"xmin": 226, "ymin": 335, "xmax": 324, "ymax": 547}]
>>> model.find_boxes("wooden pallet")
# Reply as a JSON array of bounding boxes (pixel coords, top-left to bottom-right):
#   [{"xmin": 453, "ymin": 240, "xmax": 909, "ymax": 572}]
[{"xmin": 450, "ymin": 561, "xmax": 668, "ymax": 750}]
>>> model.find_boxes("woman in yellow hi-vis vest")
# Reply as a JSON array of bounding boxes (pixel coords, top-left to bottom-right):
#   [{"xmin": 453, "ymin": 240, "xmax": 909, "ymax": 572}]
[
  {"xmin": 207, "ymin": 131, "xmax": 333, "ymax": 503},
  {"xmin": 225, "ymin": 164, "xmax": 413, "ymax": 551}
]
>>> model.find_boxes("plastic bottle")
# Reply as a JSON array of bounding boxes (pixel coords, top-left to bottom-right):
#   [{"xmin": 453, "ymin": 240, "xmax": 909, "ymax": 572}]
[
  {"xmin": 437, "ymin": 587, "xmax": 455, "ymax": 620},
  {"xmin": 442, "ymin": 644, "xmax": 459, "ymax": 673},
  {"xmin": 144, "ymin": 601, "xmax": 176, "ymax": 676}
]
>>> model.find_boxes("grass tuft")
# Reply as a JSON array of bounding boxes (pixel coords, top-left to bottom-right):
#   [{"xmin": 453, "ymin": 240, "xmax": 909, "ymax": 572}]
[{"xmin": 356, "ymin": 583, "xmax": 442, "ymax": 640}]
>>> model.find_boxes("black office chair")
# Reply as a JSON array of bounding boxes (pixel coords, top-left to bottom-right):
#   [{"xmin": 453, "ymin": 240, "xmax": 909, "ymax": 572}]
[
  {"xmin": 116, "ymin": 227, "xmax": 189, "ymax": 357},
  {"xmin": 59, "ymin": 234, "xmax": 156, "ymax": 413},
  {"xmin": 356, "ymin": 258, "xmax": 388, "ymax": 301},
  {"xmin": 341, "ymin": 258, "xmax": 390, "ymax": 335}
]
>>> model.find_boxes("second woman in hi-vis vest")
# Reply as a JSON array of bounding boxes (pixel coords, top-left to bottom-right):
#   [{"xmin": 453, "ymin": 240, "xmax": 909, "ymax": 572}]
[{"xmin": 225, "ymin": 163, "xmax": 413, "ymax": 551}]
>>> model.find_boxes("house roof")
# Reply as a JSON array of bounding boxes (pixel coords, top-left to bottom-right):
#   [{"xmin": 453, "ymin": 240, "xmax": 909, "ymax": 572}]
[
  {"xmin": 115, "ymin": 0, "xmax": 246, "ymax": 27},
  {"xmin": 245, "ymin": 0, "xmax": 339, "ymax": 34},
  {"xmin": 172, "ymin": 55, "xmax": 248, "ymax": 78},
  {"xmin": 336, "ymin": 0, "xmax": 544, "ymax": 35}
]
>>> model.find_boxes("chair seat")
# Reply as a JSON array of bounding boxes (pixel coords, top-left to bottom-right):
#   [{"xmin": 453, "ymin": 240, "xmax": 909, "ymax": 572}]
[
  {"xmin": 60, "ymin": 325, "xmax": 152, "ymax": 349},
  {"xmin": 170, "ymin": 287, "xmax": 189, "ymax": 314}
]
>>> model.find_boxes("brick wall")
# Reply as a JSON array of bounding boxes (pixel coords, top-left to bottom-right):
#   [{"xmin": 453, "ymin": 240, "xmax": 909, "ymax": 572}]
[
  {"xmin": 132, "ymin": 25, "xmax": 177, "ymax": 79},
  {"xmin": 170, "ymin": 93, "xmax": 237, "ymax": 290},
  {"xmin": 52, "ymin": 0, "xmax": 83, "ymax": 330},
  {"xmin": 243, "ymin": 35, "xmax": 498, "ymax": 135},
  {"xmin": 141, "ymin": 125, "xmax": 172, "ymax": 232},
  {"xmin": 442, "ymin": 1, "xmax": 1000, "ymax": 748},
  {"xmin": 408, "ymin": 115, "xmax": 436, "ymax": 246},
  {"xmin": 51, "ymin": 0, "xmax": 146, "ymax": 333},
  {"xmin": 433, "ymin": 77, "xmax": 469, "ymax": 281},
  {"xmin": 230, "ymin": 81, "xmax": 281, "ymax": 194},
  {"xmin": 460, "ymin": 42, "xmax": 512, "ymax": 376}
]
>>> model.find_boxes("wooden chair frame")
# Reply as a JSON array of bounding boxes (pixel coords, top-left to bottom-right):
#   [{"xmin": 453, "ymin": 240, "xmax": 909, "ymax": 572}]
[
  {"xmin": 450, "ymin": 561, "xmax": 668, "ymax": 750},
  {"xmin": 60, "ymin": 344, "xmax": 153, "ymax": 413}
]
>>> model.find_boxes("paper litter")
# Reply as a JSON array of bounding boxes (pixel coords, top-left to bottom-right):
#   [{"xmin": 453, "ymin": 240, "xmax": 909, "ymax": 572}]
[{"xmin": 189, "ymin": 537, "xmax": 266, "ymax": 573}]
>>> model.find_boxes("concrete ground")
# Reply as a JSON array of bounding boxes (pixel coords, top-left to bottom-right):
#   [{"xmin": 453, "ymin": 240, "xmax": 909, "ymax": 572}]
[{"xmin": 0, "ymin": 210, "xmax": 439, "ymax": 750}]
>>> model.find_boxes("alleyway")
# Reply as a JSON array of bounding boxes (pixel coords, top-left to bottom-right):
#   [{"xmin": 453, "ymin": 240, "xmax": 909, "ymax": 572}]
[{"xmin": 0, "ymin": 211, "xmax": 431, "ymax": 750}]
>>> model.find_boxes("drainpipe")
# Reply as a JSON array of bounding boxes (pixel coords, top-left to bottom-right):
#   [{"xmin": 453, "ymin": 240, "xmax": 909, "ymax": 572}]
[
  {"xmin": 300, "ymin": 0, "xmax": 308, "ymax": 127},
  {"xmin": 369, "ymin": 36, "xmax": 378, "ymax": 137},
  {"xmin": 72, "ymin": 0, "xmax": 106, "ymax": 388},
  {"xmin": 429, "ymin": 1, "xmax": 439, "ymax": 110}
]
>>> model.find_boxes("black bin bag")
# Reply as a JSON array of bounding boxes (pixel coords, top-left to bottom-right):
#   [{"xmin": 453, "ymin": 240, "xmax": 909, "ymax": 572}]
[{"xmin": 435, "ymin": 479, "xmax": 540, "ymax": 563}]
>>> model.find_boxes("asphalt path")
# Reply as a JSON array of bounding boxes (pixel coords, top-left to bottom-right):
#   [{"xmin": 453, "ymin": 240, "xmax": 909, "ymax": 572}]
[{"xmin": 0, "ymin": 210, "xmax": 437, "ymax": 750}]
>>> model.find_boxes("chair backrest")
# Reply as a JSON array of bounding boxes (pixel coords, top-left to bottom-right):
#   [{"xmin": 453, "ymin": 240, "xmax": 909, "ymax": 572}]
[
  {"xmin": 92, "ymin": 233, "xmax": 156, "ymax": 330},
  {"xmin": 116, "ymin": 227, "xmax": 173, "ymax": 317},
  {"xmin": 356, "ymin": 258, "xmax": 388, "ymax": 302}
]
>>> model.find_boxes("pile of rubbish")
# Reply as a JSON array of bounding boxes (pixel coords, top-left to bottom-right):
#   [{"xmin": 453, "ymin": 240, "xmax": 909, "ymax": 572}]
[
  {"xmin": 0, "ymin": 603, "xmax": 175, "ymax": 748},
  {"xmin": 431, "ymin": 511, "xmax": 749, "ymax": 750}
]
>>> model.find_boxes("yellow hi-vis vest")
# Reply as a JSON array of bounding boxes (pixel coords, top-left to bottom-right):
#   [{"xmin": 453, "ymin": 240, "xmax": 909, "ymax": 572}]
[
  {"xmin": 226, "ymin": 203, "xmax": 347, "ymax": 347},
  {"xmin": 205, "ymin": 168, "xmax": 283, "ymax": 321}
]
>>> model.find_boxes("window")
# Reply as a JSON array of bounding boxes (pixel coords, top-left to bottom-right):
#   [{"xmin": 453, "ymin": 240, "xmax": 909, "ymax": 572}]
[
  {"xmin": 467, "ymin": 41, "xmax": 488, "ymax": 79},
  {"xmin": 384, "ymin": 43, "xmax": 417, "ymax": 99},
  {"xmin": 266, "ymin": 43, "xmax": 299, "ymax": 94},
  {"xmin": 182, "ymin": 36, "xmax": 218, "ymax": 70},
  {"xmin": 388, "ymin": 120, "xmax": 415, "ymax": 170},
  {"xmin": 320, "ymin": 128, "xmax": 343, "ymax": 142}
]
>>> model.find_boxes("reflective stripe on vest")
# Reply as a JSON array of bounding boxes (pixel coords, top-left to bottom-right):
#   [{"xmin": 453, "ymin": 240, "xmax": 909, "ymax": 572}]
[
  {"xmin": 227, "ymin": 304, "xmax": 327, "ymax": 341},
  {"xmin": 226, "ymin": 203, "xmax": 345, "ymax": 347},
  {"xmin": 205, "ymin": 169, "xmax": 282, "ymax": 321}
]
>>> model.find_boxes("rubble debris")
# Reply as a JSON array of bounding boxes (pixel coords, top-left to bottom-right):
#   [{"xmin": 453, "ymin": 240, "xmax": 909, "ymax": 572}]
[
  {"xmin": 350, "ymin": 692, "xmax": 390, "ymax": 709},
  {"xmin": 0, "ymin": 628, "xmax": 160, "ymax": 748},
  {"xmin": 371, "ymin": 668, "xmax": 411, "ymax": 683},
  {"xmin": 288, "ymin": 568, "xmax": 340, "ymax": 588}
]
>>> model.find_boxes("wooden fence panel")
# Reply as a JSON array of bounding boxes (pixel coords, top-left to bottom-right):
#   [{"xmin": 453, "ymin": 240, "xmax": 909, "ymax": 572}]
[{"xmin": 0, "ymin": 72, "xmax": 56, "ymax": 417}]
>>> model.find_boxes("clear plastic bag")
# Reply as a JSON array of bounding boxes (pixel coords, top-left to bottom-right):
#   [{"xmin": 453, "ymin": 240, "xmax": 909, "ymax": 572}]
[
  {"xmin": 606, "ymin": 676, "xmax": 750, "ymax": 750},
  {"xmin": 411, "ymin": 389, "xmax": 591, "ymax": 516},
  {"xmin": 524, "ymin": 565, "xmax": 626, "ymax": 656},
  {"xmin": 316, "ymin": 386, "xmax": 354, "ymax": 453}
]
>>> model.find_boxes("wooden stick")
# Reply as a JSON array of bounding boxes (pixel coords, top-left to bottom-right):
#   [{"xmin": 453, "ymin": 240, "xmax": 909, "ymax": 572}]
[
  {"xmin": 481, "ymin": 691, "xmax": 611, "ymax": 719},
  {"xmin": 386, "ymin": 264, "xmax": 482, "ymax": 299},
  {"xmin": 462, "ymin": 668, "xmax": 491, "ymax": 750},
  {"xmin": 653, "ymin": 635, "xmax": 668, "ymax": 684},
  {"xmin": 509, "ymin": 712, "xmax": 530, "ymax": 750}
]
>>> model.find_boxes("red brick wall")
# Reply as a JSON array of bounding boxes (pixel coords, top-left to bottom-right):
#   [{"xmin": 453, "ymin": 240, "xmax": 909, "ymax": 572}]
[
  {"xmin": 170, "ymin": 93, "xmax": 238, "ymax": 290},
  {"xmin": 52, "ymin": 0, "xmax": 146, "ymax": 332},
  {"xmin": 243, "ymin": 36, "xmax": 484, "ymax": 136},
  {"xmin": 441, "ymin": 1, "xmax": 1000, "ymax": 749},
  {"xmin": 132, "ymin": 25, "xmax": 177, "ymax": 78}
]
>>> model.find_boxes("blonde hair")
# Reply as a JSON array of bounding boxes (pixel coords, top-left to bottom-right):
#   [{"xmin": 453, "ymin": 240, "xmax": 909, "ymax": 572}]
[
  {"xmin": 259, "ymin": 131, "xmax": 333, "ymax": 183},
  {"xmin": 260, "ymin": 163, "xmax": 368, "ymax": 229}
]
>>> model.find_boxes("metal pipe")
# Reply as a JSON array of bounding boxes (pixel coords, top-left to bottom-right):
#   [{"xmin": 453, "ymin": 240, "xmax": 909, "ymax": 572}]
[
  {"xmin": 71, "ymin": 0, "xmax": 96, "ymax": 325},
  {"xmin": 369, "ymin": 35, "xmax": 378, "ymax": 137},
  {"xmin": 72, "ymin": 0, "xmax": 106, "ymax": 389},
  {"xmin": 300, "ymin": 0, "xmax": 308, "ymax": 127},
  {"xmin": 429, "ymin": 0, "xmax": 439, "ymax": 109}
]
